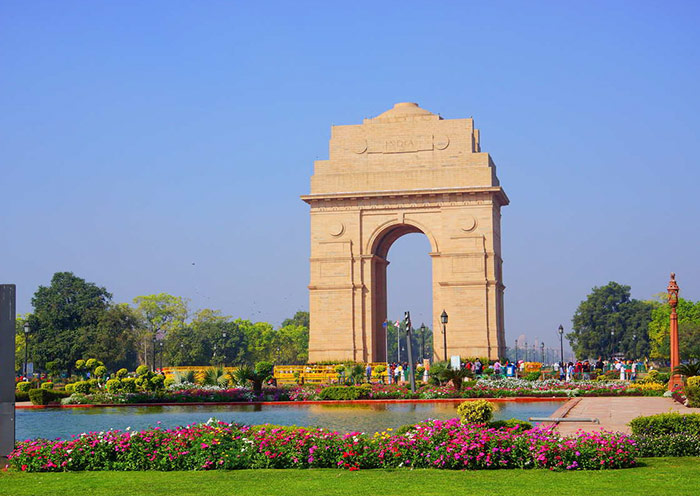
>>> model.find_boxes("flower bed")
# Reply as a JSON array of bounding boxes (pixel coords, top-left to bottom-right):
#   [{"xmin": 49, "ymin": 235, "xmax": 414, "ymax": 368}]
[
  {"xmin": 8, "ymin": 418, "xmax": 638, "ymax": 472},
  {"xmin": 55, "ymin": 377, "xmax": 652, "ymax": 406}
]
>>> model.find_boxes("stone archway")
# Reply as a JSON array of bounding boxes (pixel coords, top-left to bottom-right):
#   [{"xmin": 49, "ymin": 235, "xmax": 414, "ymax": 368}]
[{"xmin": 302, "ymin": 103, "xmax": 508, "ymax": 362}]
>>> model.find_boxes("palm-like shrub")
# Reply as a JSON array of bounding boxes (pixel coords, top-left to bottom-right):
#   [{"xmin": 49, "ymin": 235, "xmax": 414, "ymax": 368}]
[
  {"xmin": 231, "ymin": 362, "xmax": 274, "ymax": 394},
  {"xmin": 428, "ymin": 361, "xmax": 449, "ymax": 385},
  {"xmin": 172, "ymin": 370, "xmax": 196, "ymax": 385},
  {"xmin": 440, "ymin": 365, "xmax": 473, "ymax": 391},
  {"xmin": 675, "ymin": 361, "xmax": 700, "ymax": 378},
  {"xmin": 203, "ymin": 367, "xmax": 229, "ymax": 387}
]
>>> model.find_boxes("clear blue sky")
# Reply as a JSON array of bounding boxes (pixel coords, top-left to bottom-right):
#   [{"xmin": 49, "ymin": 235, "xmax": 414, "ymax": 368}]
[{"xmin": 2, "ymin": 1, "xmax": 699, "ymax": 354}]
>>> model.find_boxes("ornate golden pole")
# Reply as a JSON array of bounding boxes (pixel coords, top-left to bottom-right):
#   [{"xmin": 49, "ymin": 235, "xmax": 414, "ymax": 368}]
[{"xmin": 667, "ymin": 273, "xmax": 683, "ymax": 391}]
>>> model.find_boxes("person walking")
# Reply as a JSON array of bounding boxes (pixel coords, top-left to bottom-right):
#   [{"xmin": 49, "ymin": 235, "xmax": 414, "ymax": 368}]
[
  {"xmin": 474, "ymin": 359, "xmax": 483, "ymax": 376},
  {"xmin": 366, "ymin": 364, "xmax": 372, "ymax": 383}
]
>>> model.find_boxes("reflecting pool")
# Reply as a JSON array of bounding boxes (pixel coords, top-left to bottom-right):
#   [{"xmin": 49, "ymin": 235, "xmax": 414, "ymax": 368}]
[{"xmin": 16, "ymin": 400, "xmax": 564, "ymax": 440}]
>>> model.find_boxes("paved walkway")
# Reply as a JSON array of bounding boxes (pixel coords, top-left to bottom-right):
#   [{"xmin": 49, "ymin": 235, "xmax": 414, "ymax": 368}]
[{"xmin": 554, "ymin": 397, "xmax": 700, "ymax": 435}]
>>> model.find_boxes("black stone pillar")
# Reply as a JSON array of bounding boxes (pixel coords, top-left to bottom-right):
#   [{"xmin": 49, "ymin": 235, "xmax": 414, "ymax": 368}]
[{"xmin": 0, "ymin": 285, "xmax": 16, "ymax": 462}]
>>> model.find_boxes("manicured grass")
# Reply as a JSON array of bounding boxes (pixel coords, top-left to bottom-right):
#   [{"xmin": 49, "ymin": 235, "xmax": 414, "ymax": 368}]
[{"xmin": 1, "ymin": 458, "xmax": 698, "ymax": 496}]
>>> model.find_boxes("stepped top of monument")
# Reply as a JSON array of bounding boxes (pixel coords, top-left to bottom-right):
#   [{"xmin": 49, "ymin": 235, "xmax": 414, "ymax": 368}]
[
  {"xmin": 367, "ymin": 102, "xmax": 441, "ymax": 123},
  {"xmin": 302, "ymin": 102, "xmax": 507, "ymax": 201}
]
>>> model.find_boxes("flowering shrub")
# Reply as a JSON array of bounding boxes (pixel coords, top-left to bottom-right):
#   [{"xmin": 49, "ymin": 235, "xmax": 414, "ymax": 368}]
[
  {"xmin": 627, "ymin": 382, "xmax": 665, "ymax": 395},
  {"xmin": 633, "ymin": 433, "xmax": 700, "ymax": 457},
  {"xmin": 457, "ymin": 400, "xmax": 493, "ymax": 424},
  {"xmin": 8, "ymin": 418, "xmax": 638, "ymax": 472}
]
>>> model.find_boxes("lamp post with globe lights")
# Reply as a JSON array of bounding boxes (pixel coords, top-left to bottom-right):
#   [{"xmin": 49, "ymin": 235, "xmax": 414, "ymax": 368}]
[
  {"xmin": 440, "ymin": 310, "xmax": 448, "ymax": 361},
  {"xmin": 558, "ymin": 325, "xmax": 564, "ymax": 365}
]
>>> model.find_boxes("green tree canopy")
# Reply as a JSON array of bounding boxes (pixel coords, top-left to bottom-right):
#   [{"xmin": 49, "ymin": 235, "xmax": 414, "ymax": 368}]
[
  {"xmin": 648, "ymin": 297, "xmax": 700, "ymax": 360},
  {"xmin": 28, "ymin": 272, "xmax": 112, "ymax": 372},
  {"xmin": 132, "ymin": 293, "xmax": 188, "ymax": 368},
  {"xmin": 281, "ymin": 310, "xmax": 309, "ymax": 329},
  {"xmin": 79, "ymin": 303, "xmax": 141, "ymax": 371},
  {"xmin": 568, "ymin": 281, "xmax": 653, "ymax": 359}
]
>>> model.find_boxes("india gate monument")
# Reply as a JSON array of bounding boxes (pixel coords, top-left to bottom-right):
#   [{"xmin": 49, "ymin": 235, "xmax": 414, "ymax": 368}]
[{"xmin": 302, "ymin": 103, "xmax": 508, "ymax": 363}]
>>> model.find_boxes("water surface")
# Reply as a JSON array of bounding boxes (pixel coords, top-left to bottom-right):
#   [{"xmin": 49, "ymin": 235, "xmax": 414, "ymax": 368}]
[{"xmin": 16, "ymin": 400, "xmax": 564, "ymax": 440}]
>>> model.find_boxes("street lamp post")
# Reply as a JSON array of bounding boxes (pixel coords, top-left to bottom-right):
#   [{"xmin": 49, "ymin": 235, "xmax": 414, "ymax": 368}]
[
  {"xmin": 151, "ymin": 337, "xmax": 157, "ymax": 372},
  {"xmin": 514, "ymin": 339, "xmax": 518, "ymax": 362},
  {"xmin": 610, "ymin": 330, "xmax": 615, "ymax": 359},
  {"xmin": 540, "ymin": 342, "xmax": 545, "ymax": 364},
  {"xmin": 222, "ymin": 331, "xmax": 227, "ymax": 367},
  {"xmin": 558, "ymin": 325, "xmax": 564, "ymax": 365},
  {"xmin": 440, "ymin": 310, "xmax": 448, "ymax": 362},
  {"xmin": 524, "ymin": 341, "xmax": 528, "ymax": 362},
  {"xmin": 397, "ymin": 321, "xmax": 401, "ymax": 363},
  {"xmin": 23, "ymin": 323, "xmax": 30, "ymax": 378},
  {"xmin": 159, "ymin": 341, "xmax": 163, "ymax": 370},
  {"xmin": 420, "ymin": 323, "xmax": 426, "ymax": 361}
]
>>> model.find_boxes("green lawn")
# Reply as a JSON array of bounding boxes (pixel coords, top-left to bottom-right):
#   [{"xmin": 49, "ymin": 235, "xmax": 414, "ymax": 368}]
[{"xmin": 1, "ymin": 458, "xmax": 697, "ymax": 496}]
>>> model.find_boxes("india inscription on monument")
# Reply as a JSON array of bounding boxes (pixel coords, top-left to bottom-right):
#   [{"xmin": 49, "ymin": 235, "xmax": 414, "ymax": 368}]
[{"xmin": 302, "ymin": 102, "xmax": 508, "ymax": 362}]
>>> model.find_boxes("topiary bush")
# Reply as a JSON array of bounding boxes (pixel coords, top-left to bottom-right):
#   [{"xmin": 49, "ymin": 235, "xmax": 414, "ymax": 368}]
[
  {"xmin": 149, "ymin": 375, "xmax": 165, "ymax": 391},
  {"xmin": 73, "ymin": 381, "xmax": 91, "ymax": 394},
  {"xmin": 121, "ymin": 377, "xmax": 137, "ymax": 393},
  {"xmin": 457, "ymin": 399, "xmax": 494, "ymax": 424},
  {"xmin": 28, "ymin": 389, "xmax": 68, "ymax": 406},
  {"xmin": 318, "ymin": 386, "xmax": 361, "ymax": 400},
  {"xmin": 116, "ymin": 368, "xmax": 128, "ymax": 379},
  {"xmin": 136, "ymin": 365, "xmax": 149, "ymax": 376},
  {"xmin": 164, "ymin": 377, "xmax": 175, "ymax": 389},
  {"xmin": 93, "ymin": 365, "xmax": 107, "ymax": 379},
  {"xmin": 16, "ymin": 381, "xmax": 31, "ymax": 393},
  {"xmin": 15, "ymin": 391, "xmax": 29, "ymax": 402},
  {"xmin": 105, "ymin": 379, "xmax": 122, "ymax": 394},
  {"xmin": 629, "ymin": 412, "xmax": 700, "ymax": 436},
  {"xmin": 40, "ymin": 382, "xmax": 53, "ymax": 390},
  {"xmin": 85, "ymin": 358, "xmax": 99, "ymax": 371},
  {"xmin": 64, "ymin": 383, "xmax": 75, "ymax": 393}
]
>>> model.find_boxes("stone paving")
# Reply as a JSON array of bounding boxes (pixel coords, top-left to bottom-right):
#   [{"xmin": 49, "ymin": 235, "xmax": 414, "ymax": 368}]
[{"xmin": 554, "ymin": 396, "xmax": 700, "ymax": 435}]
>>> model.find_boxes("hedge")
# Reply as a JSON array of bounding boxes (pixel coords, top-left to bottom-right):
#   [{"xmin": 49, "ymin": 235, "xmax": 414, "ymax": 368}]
[{"xmin": 629, "ymin": 412, "xmax": 700, "ymax": 436}]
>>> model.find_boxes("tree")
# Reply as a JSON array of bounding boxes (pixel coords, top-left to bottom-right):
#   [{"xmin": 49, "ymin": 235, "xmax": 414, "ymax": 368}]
[
  {"xmin": 281, "ymin": 310, "xmax": 309, "ymax": 329},
  {"xmin": 648, "ymin": 297, "xmax": 700, "ymax": 360},
  {"xmin": 29, "ymin": 272, "xmax": 112, "ymax": 373},
  {"xmin": 272, "ymin": 324, "xmax": 309, "ymax": 364},
  {"xmin": 568, "ymin": 282, "xmax": 653, "ymax": 359},
  {"xmin": 15, "ymin": 314, "xmax": 29, "ymax": 374},
  {"xmin": 79, "ymin": 303, "xmax": 140, "ymax": 371},
  {"xmin": 132, "ymin": 293, "xmax": 188, "ymax": 368}
]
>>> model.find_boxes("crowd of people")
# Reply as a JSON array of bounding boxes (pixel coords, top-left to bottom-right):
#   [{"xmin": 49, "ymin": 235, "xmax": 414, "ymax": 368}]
[
  {"xmin": 554, "ymin": 358, "xmax": 645, "ymax": 381},
  {"xmin": 373, "ymin": 357, "xmax": 647, "ymax": 384}
]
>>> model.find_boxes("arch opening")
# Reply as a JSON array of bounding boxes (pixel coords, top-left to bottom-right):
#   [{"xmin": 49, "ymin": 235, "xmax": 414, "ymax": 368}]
[{"xmin": 369, "ymin": 223, "xmax": 435, "ymax": 363}]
